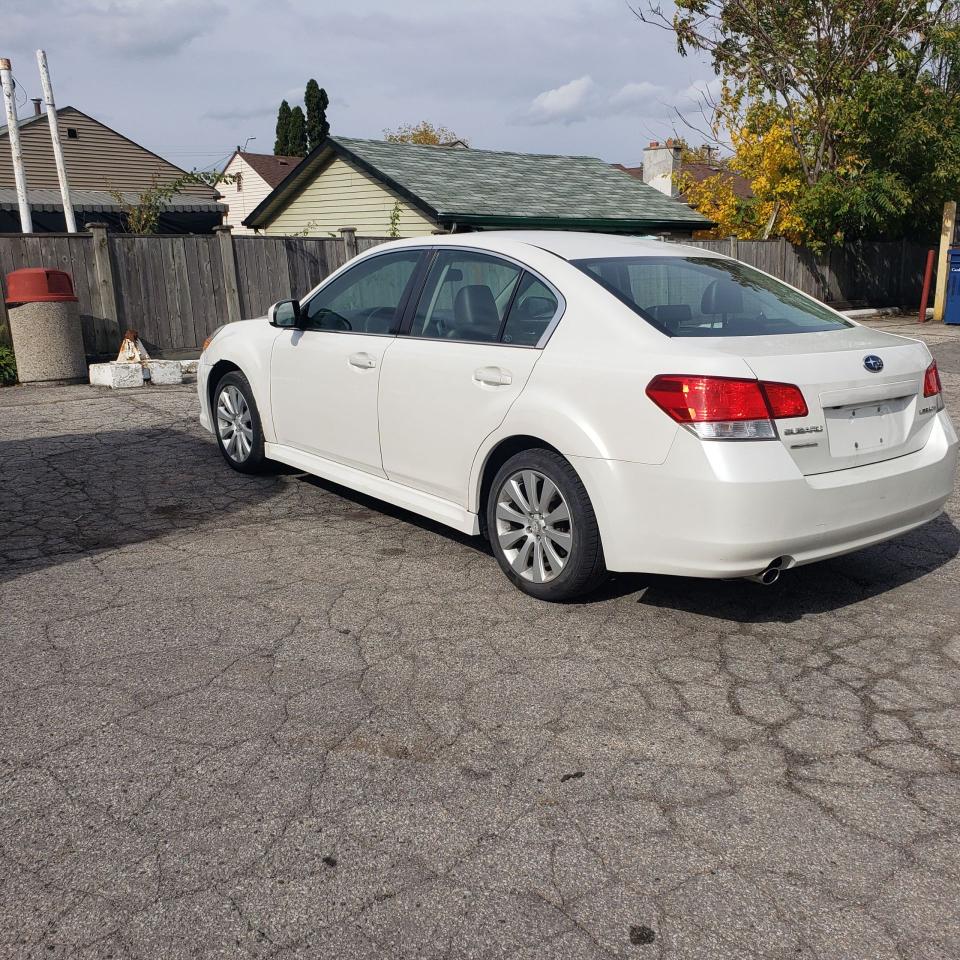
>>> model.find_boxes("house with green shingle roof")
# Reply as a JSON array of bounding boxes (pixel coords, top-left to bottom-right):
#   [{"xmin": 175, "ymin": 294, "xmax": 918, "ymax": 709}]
[{"xmin": 242, "ymin": 135, "xmax": 713, "ymax": 238}]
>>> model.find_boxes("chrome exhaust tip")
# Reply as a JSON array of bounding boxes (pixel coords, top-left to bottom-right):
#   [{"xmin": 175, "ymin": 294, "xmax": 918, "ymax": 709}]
[{"xmin": 746, "ymin": 558, "xmax": 784, "ymax": 585}]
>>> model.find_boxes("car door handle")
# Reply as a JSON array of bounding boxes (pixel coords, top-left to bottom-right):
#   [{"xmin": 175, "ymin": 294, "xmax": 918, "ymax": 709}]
[
  {"xmin": 348, "ymin": 352, "xmax": 377, "ymax": 369},
  {"xmin": 473, "ymin": 366, "xmax": 512, "ymax": 386}
]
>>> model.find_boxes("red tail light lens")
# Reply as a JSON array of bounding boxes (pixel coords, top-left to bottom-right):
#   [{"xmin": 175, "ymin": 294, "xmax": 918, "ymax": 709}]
[
  {"xmin": 646, "ymin": 374, "xmax": 808, "ymax": 423},
  {"xmin": 923, "ymin": 360, "xmax": 942, "ymax": 398},
  {"xmin": 645, "ymin": 375, "xmax": 769, "ymax": 423},
  {"xmin": 760, "ymin": 381, "xmax": 808, "ymax": 418}
]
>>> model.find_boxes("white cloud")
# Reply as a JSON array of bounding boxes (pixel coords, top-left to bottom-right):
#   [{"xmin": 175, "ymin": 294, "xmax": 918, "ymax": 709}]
[
  {"xmin": 6, "ymin": 0, "xmax": 223, "ymax": 58},
  {"xmin": 519, "ymin": 75, "xmax": 715, "ymax": 129},
  {"xmin": 524, "ymin": 75, "xmax": 597, "ymax": 125},
  {"xmin": 609, "ymin": 81, "xmax": 665, "ymax": 110}
]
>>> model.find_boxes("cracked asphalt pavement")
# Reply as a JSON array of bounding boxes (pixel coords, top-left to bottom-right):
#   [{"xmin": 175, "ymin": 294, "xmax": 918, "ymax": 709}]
[{"xmin": 1, "ymin": 326, "xmax": 959, "ymax": 959}]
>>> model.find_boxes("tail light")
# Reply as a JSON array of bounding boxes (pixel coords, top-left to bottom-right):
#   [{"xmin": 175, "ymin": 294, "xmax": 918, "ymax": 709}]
[
  {"xmin": 646, "ymin": 374, "xmax": 808, "ymax": 440},
  {"xmin": 923, "ymin": 360, "xmax": 944, "ymax": 412}
]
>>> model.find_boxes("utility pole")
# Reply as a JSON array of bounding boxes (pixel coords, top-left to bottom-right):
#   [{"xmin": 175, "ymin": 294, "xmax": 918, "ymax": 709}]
[
  {"xmin": 0, "ymin": 58, "xmax": 33, "ymax": 233},
  {"xmin": 36, "ymin": 49, "xmax": 76, "ymax": 232},
  {"xmin": 933, "ymin": 200, "xmax": 956, "ymax": 323}
]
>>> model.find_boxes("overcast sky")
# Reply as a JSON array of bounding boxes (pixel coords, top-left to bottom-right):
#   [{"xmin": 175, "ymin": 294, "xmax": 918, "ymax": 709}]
[{"xmin": 4, "ymin": 0, "xmax": 716, "ymax": 171}]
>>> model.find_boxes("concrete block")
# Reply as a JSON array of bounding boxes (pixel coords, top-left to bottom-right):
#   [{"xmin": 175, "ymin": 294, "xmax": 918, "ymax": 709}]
[
  {"xmin": 89, "ymin": 362, "xmax": 144, "ymax": 389},
  {"xmin": 146, "ymin": 359, "xmax": 183, "ymax": 385}
]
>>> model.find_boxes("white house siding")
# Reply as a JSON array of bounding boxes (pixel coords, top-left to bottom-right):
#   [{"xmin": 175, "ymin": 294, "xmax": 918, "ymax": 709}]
[
  {"xmin": 262, "ymin": 155, "xmax": 436, "ymax": 237},
  {"xmin": 219, "ymin": 154, "xmax": 275, "ymax": 235}
]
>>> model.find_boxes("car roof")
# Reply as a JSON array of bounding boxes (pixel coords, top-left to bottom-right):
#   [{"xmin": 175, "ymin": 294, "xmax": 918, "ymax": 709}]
[{"xmin": 381, "ymin": 230, "xmax": 720, "ymax": 262}]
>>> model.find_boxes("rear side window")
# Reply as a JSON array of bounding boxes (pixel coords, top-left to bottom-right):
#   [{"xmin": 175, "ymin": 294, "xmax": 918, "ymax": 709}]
[
  {"xmin": 410, "ymin": 251, "xmax": 521, "ymax": 342},
  {"xmin": 501, "ymin": 274, "xmax": 559, "ymax": 346},
  {"xmin": 573, "ymin": 256, "xmax": 852, "ymax": 337}
]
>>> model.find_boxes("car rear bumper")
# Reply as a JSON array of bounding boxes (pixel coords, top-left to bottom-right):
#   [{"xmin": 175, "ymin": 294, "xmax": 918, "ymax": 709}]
[{"xmin": 571, "ymin": 410, "xmax": 958, "ymax": 578}]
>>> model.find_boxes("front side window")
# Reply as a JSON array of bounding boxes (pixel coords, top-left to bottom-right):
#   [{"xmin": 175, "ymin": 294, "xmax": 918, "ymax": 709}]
[
  {"xmin": 409, "ymin": 251, "xmax": 522, "ymax": 342},
  {"xmin": 301, "ymin": 250, "xmax": 422, "ymax": 334},
  {"xmin": 573, "ymin": 256, "xmax": 852, "ymax": 337}
]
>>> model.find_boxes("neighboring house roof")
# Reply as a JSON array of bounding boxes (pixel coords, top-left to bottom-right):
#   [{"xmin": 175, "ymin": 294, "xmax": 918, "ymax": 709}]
[
  {"xmin": 679, "ymin": 162, "xmax": 754, "ymax": 200},
  {"xmin": 612, "ymin": 161, "xmax": 754, "ymax": 201},
  {"xmin": 0, "ymin": 105, "xmax": 220, "ymax": 199},
  {"xmin": 228, "ymin": 150, "xmax": 303, "ymax": 188},
  {"xmin": 245, "ymin": 136, "xmax": 713, "ymax": 232},
  {"xmin": 0, "ymin": 111, "xmax": 49, "ymax": 137},
  {"xmin": 0, "ymin": 187, "xmax": 224, "ymax": 214}
]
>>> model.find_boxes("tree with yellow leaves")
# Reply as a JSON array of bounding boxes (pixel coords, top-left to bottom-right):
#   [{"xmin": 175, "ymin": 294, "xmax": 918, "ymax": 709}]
[
  {"xmin": 679, "ymin": 89, "xmax": 809, "ymax": 242},
  {"xmin": 383, "ymin": 121, "xmax": 468, "ymax": 146}
]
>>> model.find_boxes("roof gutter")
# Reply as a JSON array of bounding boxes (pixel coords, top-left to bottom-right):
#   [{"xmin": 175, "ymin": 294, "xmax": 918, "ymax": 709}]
[{"xmin": 436, "ymin": 213, "xmax": 716, "ymax": 232}]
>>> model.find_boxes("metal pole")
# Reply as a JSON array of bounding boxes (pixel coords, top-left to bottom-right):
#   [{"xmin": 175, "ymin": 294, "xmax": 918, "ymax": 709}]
[
  {"xmin": 36, "ymin": 49, "xmax": 76, "ymax": 233},
  {"xmin": 0, "ymin": 58, "xmax": 33, "ymax": 233},
  {"xmin": 918, "ymin": 248, "xmax": 936, "ymax": 324}
]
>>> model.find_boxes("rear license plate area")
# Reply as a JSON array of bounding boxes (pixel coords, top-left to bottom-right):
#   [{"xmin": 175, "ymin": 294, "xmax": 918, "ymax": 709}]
[{"xmin": 824, "ymin": 399, "xmax": 907, "ymax": 457}]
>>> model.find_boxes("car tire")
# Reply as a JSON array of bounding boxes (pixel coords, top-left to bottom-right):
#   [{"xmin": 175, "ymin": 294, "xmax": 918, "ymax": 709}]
[
  {"xmin": 486, "ymin": 448, "xmax": 607, "ymax": 601},
  {"xmin": 212, "ymin": 371, "xmax": 268, "ymax": 474}
]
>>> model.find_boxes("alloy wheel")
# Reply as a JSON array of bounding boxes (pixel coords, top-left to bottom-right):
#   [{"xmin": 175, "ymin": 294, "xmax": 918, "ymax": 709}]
[
  {"xmin": 216, "ymin": 385, "xmax": 254, "ymax": 463},
  {"xmin": 495, "ymin": 469, "xmax": 573, "ymax": 583}
]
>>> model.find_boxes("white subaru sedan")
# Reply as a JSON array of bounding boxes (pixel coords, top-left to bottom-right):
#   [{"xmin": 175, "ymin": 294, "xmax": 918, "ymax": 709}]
[{"xmin": 198, "ymin": 232, "xmax": 957, "ymax": 600}]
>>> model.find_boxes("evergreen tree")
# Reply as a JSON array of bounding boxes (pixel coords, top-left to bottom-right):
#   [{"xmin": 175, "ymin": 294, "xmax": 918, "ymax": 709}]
[
  {"xmin": 288, "ymin": 105, "xmax": 308, "ymax": 157},
  {"xmin": 305, "ymin": 79, "xmax": 330, "ymax": 152},
  {"xmin": 274, "ymin": 100, "xmax": 292, "ymax": 155}
]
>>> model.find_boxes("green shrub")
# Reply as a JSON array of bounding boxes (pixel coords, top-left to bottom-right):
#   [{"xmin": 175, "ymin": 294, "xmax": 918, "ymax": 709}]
[{"xmin": 0, "ymin": 345, "xmax": 16, "ymax": 386}]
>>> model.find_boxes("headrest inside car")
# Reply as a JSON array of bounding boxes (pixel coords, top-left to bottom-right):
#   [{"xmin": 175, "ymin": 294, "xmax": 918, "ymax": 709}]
[
  {"xmin": 700, "ymin": 279, "xmax": 744, "ymax": 315},
  {"xmin": 454, "ymin": 285, "xmax": 500, "ymax": 327}
]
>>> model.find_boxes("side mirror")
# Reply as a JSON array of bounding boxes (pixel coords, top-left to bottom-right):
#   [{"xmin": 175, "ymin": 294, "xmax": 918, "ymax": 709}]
[{"xmin": 268, "ymin": 299, "xmax": 301, "ymax": 328}]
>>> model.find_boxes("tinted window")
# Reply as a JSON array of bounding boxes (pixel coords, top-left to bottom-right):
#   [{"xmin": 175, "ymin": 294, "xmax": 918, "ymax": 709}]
[
  {"xmin": 501, "ymin": 274, "xmax": 559, "ymax": 346},
  {"xmin": 573, "ymin": 256, "xmax": 852, "ymax": 337},
  {"xmin": 410, "ymin": 251, "xmax": 521, "ymax": 342},
  {"xmin": 302, "ymin": 251, "xmax": 421, "ymax": 334}
]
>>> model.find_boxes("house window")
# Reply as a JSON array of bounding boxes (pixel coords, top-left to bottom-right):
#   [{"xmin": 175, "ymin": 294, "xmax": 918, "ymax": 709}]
[
  {"xmin": 66, "ymin": 127, "xmax": 79, "ymax": 139},
  {"xmin": 235, "ymin": 172, "xmax": 242, "ymax": 191}
]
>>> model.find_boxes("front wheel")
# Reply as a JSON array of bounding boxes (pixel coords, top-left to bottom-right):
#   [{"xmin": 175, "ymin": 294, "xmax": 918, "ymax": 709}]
[
  {"xmin": 486, "ymin": 449, "xmax": 607, "ymax": 601},
  {"xmin": 213, "ymin": 371, "xmax": 268, "ymax": 473}
]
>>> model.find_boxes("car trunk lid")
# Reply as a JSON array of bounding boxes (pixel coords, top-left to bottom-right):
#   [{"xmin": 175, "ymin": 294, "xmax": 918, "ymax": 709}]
[{"xmin": 700, "ymin": 327, "xmax": 937, "ymax": 475}]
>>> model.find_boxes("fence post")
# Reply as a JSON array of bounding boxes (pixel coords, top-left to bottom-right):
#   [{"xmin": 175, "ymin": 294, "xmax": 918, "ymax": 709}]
[
  {"xmin": 86, "ymin": 222, "xmax": 121, "ymax": 340},
  {"xmin": 0, "ymin": 274, "xmax": 9, "ymax": 338},
  {"xmin": 214, "ymin": 225, "xmax": 242, "ymax": 325},
  {"xmin": 899, "ymin": 237, "xmax": 907, "ymax": 306},
  {"xmin": 779, "ymin": 236, "xmax": 787, "ymax": 281},
  {"xmin": 933, "ymin": 200, "xmax": 955, "ymax": 322},
  {"xmin": 728, "ymin": 235, "xmax": 738, "ymax": 260},
  {"xmin": 339, "ymin": 227, "xmax": 358, "ymax": 261}
]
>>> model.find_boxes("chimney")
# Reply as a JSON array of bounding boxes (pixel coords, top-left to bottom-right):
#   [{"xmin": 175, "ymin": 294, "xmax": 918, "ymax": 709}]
[
  {"xmin": 31, "ymin": 97, "xmax": 42, "ymax": 116},
  {"xmin": 642, "ymin": 138, "xmax": 682, "ymax": 197}
]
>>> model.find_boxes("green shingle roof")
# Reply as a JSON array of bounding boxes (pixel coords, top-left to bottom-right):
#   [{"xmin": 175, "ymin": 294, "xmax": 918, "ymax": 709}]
[{"xmin": 244, "ymin": 136, "xmax": 713, "ymax": 232}]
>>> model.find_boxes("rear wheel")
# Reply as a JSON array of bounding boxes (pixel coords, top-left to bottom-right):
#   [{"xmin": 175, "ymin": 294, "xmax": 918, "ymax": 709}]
[
  {"xmin": 213, "ymin": 371, "xmax": 268, "ymax": 473},
  {"xmin": 486, "ymin": 449, "xmax": 607, "ymax": 601}
]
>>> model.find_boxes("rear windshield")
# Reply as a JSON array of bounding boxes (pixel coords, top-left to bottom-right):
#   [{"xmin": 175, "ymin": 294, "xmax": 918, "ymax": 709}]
[{"xmin": 572, "ymin": 256, "xmax": 853, "ymax": 337}]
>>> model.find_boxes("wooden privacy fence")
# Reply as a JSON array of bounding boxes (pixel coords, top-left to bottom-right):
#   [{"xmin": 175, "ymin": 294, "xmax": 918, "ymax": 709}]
[
  {"xmin": 682, "ymin": 237, "xmax": 932, "ymax": 308},
  {"xmin": 0, "ymin": 229, "xmax": 934, "ymax": 359},
  {"xmin": 0, "ymin": 225, "xmax": 391, "ymax": 358}
]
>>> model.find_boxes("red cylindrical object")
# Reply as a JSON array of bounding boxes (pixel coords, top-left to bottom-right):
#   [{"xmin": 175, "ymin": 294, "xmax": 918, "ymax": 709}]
[
  {"xmin": 917, "ymin": 248, "xmax": 935, "ymax": 323},
  {"xmin": 5, "ymin": 267, "xmax": 78, "ymax": 305}
]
